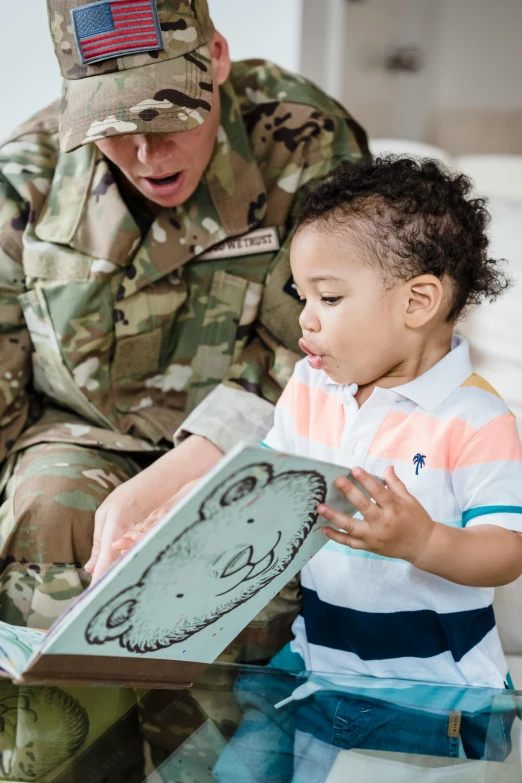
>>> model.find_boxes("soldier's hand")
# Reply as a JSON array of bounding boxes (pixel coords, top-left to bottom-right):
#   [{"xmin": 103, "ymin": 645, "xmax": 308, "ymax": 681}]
[
  {"xmin": 112, "ymin": 479, "xmax": 200, "ymax": 554},
  {"xmin": 86, "ymin": 480, "xmax": 156, "ymax": 581},
  {"xmin": 85, "ymin": 435, "xmax": 223, "ymax": 583}
]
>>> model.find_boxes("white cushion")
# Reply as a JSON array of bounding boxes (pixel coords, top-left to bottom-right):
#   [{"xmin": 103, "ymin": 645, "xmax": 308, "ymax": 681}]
[
  {"xmin": 369, "ymin": 138, "xmax": 453, "ymax": 166},
  {"xmin": 457, "ymin": 196, "xmax": 522, "ymax": 433},
  {"xmin": 454, "ymin": 155, "xmax": 522, "ymax": 201}
]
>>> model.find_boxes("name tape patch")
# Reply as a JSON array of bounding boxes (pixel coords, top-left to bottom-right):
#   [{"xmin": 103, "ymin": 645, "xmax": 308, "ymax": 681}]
[
  {"xmin": 71, "ymin": 0, "xmax": 163, "ymax": 65},
  {"xmin": 200, "ymin": 226, "xmax": 280, "ymax": 261}
]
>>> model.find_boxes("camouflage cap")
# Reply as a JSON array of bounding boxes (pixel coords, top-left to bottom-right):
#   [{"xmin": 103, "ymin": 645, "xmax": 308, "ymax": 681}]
[{"xmin": 47, "ymin": 0, "xmax": 215, "ymax": 152}]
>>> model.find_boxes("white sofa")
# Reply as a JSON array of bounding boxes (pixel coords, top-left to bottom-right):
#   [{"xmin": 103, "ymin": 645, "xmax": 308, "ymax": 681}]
[{"xmin": 371, "ymin": 140, "xmax": 522, "ymax": 686}]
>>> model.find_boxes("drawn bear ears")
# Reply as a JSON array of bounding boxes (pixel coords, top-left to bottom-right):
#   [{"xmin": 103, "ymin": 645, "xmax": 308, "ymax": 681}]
[{"xmin": 199, "ymin": 463, "xmax": 274, "ymax": 519}]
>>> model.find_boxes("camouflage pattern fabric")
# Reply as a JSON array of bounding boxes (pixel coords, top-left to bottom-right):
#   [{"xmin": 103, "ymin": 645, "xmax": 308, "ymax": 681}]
[
  {"xmin": 48, "ymin": 0, "xmax": 216, "ymax": 152},
  {"xmin": 0, "ymin": 442, "xmax": 140, "ymax": 628},
  {"xmin": 0, "ymin": 61, "xmax": 369, "ymax": 656}
]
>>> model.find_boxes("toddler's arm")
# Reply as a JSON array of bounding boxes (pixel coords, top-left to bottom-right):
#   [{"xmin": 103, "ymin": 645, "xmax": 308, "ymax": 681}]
[{"xmin": 319, "ymin": 466, "xmax": 522, "ymax": 588}]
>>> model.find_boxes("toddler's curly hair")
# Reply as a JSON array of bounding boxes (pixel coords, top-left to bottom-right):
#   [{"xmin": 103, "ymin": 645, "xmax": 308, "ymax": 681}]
[{"xmin": 296, "ymin": 156, "xmax": 508, "ymax": 321}]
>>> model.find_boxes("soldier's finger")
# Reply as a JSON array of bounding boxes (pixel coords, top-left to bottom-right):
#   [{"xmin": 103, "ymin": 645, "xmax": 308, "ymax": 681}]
[
  {"xmin": 86, "ymin": 506, "xmax": 107, "ymax": 573},
  {"xmin": 91, "ymin": 524, "xmax": 121, "ymax": 583},
  {"xmin": 112, "ymin": 537, "xmax": 133, "ymax": 551}
]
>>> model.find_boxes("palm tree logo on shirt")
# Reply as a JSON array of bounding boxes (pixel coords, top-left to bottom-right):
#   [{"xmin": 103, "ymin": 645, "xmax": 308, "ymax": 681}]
[{"xmin": 413, "ymin": 453, "xmax": 426, "ymax": 475}]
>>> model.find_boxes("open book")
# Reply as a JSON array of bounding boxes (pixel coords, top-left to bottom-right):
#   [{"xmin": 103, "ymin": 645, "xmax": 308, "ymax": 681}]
[{"xmin": 0, "ymin": 443, "xmax": 370, "ymax": 688}]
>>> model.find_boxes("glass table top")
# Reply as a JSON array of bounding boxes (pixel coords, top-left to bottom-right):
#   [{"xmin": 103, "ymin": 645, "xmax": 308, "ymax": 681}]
[{"xmin": 1, "ymin": 661, "xmax": 521, "ymax": 782}]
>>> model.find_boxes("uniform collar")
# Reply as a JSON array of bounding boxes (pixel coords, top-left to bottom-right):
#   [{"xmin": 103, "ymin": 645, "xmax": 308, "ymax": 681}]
[
  {"xmin": 326, "ymin": 335, "xmax": 473, "ymax": 412},
  {"xmin": 391, "ymin": 334, "xmax": 472, "ymax": 410},
  {"xmin": 34, "ymin": 80, "xmax": 267, "ymax": 273}
]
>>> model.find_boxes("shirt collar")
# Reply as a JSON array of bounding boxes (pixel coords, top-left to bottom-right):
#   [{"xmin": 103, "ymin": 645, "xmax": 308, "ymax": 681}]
[
  {"xmin": 325, "ymin": 334, "xmax": 473, "ymax": 411},
  {"xmin": 391, "ymin": 334, "xmax": 472, "ymax": 410}
]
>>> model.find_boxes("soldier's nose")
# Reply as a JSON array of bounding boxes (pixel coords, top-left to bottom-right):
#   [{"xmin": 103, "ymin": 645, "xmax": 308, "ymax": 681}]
[{"xmin": 136, "ymin": 134, "xmax": 176, "ymax": 166}]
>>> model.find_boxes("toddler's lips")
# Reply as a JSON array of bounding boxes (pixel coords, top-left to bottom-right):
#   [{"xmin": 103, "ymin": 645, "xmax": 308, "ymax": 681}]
[{"xmin": 299, "ymin": 338, "xmax": 323, "ymax": 370}]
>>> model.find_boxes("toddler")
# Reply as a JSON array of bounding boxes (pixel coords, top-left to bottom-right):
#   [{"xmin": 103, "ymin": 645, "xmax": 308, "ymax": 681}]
[
  {"xmin": 262, "ymin": 156, "xmax": 522, "ymax": 690},
  {"xmin": 122, "ymin": 156, "xmax": 522, "ymax": 775}
]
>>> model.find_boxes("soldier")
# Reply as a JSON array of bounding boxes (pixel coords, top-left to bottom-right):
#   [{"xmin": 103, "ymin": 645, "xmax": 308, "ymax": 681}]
[{"xmin": 0, "ymin": 0, "xmax": 369, "ymax": 662}]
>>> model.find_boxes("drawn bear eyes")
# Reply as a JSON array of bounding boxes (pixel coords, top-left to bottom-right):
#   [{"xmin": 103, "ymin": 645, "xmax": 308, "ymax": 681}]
[
  {"xmin": 176, "ymin": 594, "xmax": 184, "ymax": 598},
  {"xmin": 247, "ymin": 518, "xmax": 255, "ymax": 524},
  {"xmin": 221, "ymin": 477, "xmax": 256, "ymax": 505}
]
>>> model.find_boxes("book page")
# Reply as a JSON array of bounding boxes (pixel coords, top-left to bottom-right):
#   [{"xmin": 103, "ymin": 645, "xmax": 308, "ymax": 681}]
[
  {"xmin": 0, "ymin": 621, "xmax": 46, "ymax": 679},
  {"xmin": 40, "ymin": 444, "xmax": 370, "ymax": 664}
]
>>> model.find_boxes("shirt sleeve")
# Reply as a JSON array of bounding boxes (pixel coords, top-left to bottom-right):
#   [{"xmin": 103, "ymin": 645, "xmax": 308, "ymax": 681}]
[{"xmin": 452, "ymin": 412, "xmax": 522, "ymax": 532}]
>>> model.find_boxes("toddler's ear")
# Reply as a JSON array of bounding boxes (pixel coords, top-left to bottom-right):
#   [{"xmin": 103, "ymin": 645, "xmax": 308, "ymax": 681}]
[{"xmin": 405, "ymin": 274, "xmax": 445, "ymax": 327}]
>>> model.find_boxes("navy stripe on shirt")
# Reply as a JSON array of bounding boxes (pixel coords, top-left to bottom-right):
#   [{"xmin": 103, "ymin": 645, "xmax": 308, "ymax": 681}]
[{"xmin": 302, "ymin": 586, "xmax": 496, "ymax": 662}]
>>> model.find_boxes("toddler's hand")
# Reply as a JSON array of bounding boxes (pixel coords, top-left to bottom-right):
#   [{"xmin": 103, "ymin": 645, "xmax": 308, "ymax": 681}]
[
  {"xmin": 112, "ymin": 479, "xmax": 200, "ymax": 555},
  {"xmin": 318, "ymin": 466, "xmax": 435, "ymax": 564}
]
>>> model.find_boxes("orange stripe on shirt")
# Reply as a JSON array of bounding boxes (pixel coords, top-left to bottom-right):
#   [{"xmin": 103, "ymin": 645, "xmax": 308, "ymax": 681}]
[
  {"xmin": 455, "ymin": 413, "xmax": 522, "ymax": 468},
  {"xmin": 280, "ymin": 379, "xmax": 345, "ymax": 448},
  {"xmin": 368, "ymin": 410, "xmax": 477, "ymax": 471}
]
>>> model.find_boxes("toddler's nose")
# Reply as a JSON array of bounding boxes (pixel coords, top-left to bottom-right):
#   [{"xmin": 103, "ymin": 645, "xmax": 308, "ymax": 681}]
[{"xmin": 299, "ymin": 303, "xmax": 320, "ymax": 333}]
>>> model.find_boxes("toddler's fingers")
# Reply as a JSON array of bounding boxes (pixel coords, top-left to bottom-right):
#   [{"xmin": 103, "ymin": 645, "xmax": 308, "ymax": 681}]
[
  {"xmin": 333, "ymin": 476, "xmax": 379, "ymax": 520},
  {"xmin": 317, "ymin": 504, "xmax": 367, "ymax": 538},
  {"xmin": 384, "ymin": 466, "xmax": 409, "ymax": 497},
  {"xmin": 350, "ymin": 467, "xmax": 390, "ymax": 507},
  {"xmin": 322, "ymin": 525, "xmax": 367, "ymax": 550}
]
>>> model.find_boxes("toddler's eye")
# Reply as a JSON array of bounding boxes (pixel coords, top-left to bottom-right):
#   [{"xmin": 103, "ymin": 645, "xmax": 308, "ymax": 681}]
[{"xmin": 321, "ymin": 296, "xmax": 341, "ymax": 305}]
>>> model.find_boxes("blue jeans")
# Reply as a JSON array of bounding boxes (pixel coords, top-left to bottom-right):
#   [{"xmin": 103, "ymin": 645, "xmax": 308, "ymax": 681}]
[{"xmin": 212, "ymin": 648, "xmax": 516, "ymax": 783}]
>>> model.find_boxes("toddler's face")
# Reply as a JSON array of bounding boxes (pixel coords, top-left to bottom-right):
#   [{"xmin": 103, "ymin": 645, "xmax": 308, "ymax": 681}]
[{"xmin": 290, "ymin": 224, "xmax": 408, "ymax": 386}]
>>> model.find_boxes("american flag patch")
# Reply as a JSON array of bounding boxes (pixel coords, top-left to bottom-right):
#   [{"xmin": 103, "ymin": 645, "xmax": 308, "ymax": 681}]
[{"xmin": 71, "ymin": 0, "xmax": 163, "ymax": 65}]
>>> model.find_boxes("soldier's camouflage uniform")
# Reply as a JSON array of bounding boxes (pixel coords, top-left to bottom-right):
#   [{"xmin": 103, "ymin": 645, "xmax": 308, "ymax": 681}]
[{"xmin": 0, "ymin": 0, "xmax": 369, "ymax": 777}]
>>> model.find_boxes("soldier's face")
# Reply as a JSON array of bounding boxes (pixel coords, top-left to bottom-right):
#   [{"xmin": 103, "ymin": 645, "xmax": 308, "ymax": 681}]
[{"xmin": 95, "ymin": 32, "xmax": 231, "ymax": 208}]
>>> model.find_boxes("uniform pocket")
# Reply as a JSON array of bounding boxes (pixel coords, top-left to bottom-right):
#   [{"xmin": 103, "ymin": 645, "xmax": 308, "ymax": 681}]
[
  {"xmin": 186, "ymin": 270, "xmax": 249, "ymax": 410},
  {"xmin": 112, "ymin": 272, "xmax": 188, "ymax": 381},
  {"xmin": 18, "ymin": 286, "xmax": 113, "ymax": 429}
]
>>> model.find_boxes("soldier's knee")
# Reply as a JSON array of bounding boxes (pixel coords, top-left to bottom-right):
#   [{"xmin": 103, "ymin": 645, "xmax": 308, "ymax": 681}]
[{"xmin": 2, "ymin": 444, "xmax": 132, "ymax": 564}]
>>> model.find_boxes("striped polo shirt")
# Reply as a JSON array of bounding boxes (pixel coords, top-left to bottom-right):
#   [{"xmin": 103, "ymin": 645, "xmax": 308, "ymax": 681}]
[{"xmin": 264, "ymin": 335, "xmax": 522, "ymax": 688}]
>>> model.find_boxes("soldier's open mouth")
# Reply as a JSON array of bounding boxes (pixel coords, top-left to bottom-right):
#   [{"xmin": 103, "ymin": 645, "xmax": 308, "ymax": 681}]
[
  {"xmin": 145, "ymin": 172, "xmax": 181, "ymax": 185},
  {"xmin": 141, "ymin": 171, "xmax": 186, "ymax": 199}
]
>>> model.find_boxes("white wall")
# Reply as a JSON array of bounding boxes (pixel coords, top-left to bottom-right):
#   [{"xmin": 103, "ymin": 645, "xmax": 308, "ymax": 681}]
[
  {"xmin": 210, "ymin": 0, "xmax": 302, "ymax": 72},
  {"xmin": 0, "ymin": 1, "xmax": 302, "ymax": 142},
  {"xmin": 0, "ymin": 3, "xmax": 61, "ymax": 140},
  {"xmin": 332, "ymin": 0, "xmax": 522, "ymax": 153},
  {"xmin": 432, "ymin": 0, "xmax": 522, "ymax": 112}
]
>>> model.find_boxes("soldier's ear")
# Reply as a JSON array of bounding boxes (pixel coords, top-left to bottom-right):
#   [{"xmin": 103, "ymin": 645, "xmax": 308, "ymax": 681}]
[{"xmin": 209, "ymin": 31, "xmax": 231, "ymax": 87}]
